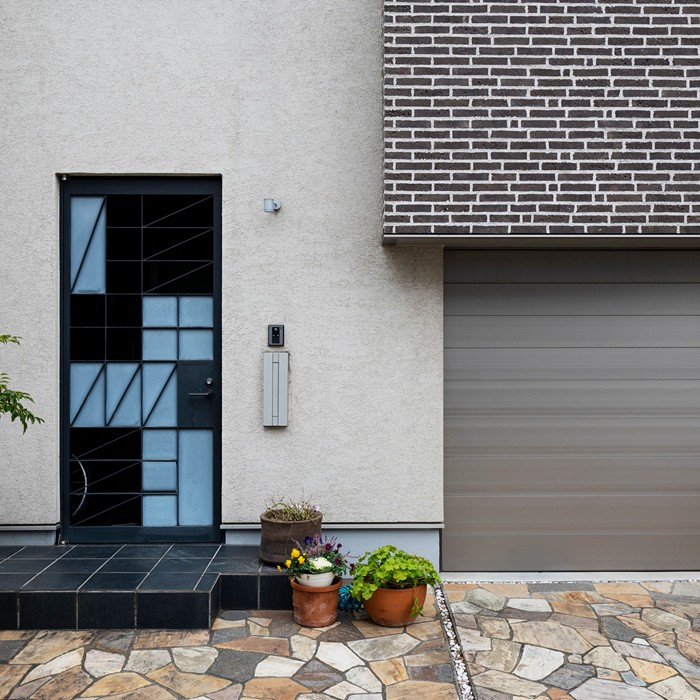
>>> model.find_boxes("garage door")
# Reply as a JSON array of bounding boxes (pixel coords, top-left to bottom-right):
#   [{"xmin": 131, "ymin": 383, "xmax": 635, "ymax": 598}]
[{"xmin": 444, "ymin": 250, "xmax": 700, "ymax": 571}]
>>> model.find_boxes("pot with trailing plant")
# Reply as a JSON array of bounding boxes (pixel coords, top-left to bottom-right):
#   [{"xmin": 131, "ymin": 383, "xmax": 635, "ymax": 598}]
[
  {"xmin": 259, "ymin": 497, "xmax": 323, "ymax": 565},
  {"xmin": 279, "ymin": 535, "xmax": 352, "ymax": 627},
  {"xmin": 350, "ymin": 545, "xmax": 441, "ymax": 627}
]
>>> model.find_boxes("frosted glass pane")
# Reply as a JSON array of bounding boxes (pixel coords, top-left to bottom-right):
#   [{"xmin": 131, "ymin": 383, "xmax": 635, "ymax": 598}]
[
  {"xmin": 142, "ymin": 363, "xmax": 175, "ymax": 418},
  {"xmin": 142, "ymin": 495, "xmax": 177, "ymax": 526},
  {"xmin": 143, "ymin": 297, "xmax": 177, "ymax": 327},
  {"xmin": 180, "ymin": 297, "xmax": 213, "ymax": 327},
  {"xmin": 73, "ymin": 368, "xmax": 105, "ymax": 427},
  {"xmin": 73, "ymin": 202, "xmax": 106, "ymax": 293},
  {"xmin": 143, "ymin": 330, "xmax": 177, "ymax": 360},
  {"xmin": 178, "ymin": 430, "xmax": 213, "ymax": 526},
  {"xmin": 71, "ymin": 197, "xmax": 104, "ymax": 288},
  {"xmin": 145, "ymin": 371, "xmax": 177, "ymax": 427},
  {"xmin": 106, "ymin": 363, "xmax": 139, "ymax": 417},
  {"xmin": 110, "ymin": 367, "xmax": 141, "ymax": 427},
  {"xmin": 179, "ymin": 330, "xmax": 213, "ymax": 360},
  {"xmin": 70, "ymin": 363, "xmax": 102, "ymax": 423},
  {"xmin": 143, "ymin": 429, "xmax": 177, "ymax": 460},
  {"xmin": 142, "ymin": 461, "xmax": 177, "ymax": 491}
]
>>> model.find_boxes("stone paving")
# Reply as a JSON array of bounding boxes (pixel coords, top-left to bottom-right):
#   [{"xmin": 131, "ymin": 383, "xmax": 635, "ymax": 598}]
[
  {"xmin": 445, "ymin": 581, "xmax": 700, "ymax": 700},
  {"xmin": 0, "ymin": 592, "xmax": 459, "ymax": 700}
]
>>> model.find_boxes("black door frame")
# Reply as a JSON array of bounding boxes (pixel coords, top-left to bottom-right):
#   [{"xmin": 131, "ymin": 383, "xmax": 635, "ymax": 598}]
[{"xmin": 60, "ymin": 176, "xmax": 222, "ymax": 543}]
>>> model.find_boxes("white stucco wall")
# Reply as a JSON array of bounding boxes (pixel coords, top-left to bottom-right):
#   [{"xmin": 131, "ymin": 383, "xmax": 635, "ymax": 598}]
[{"xmin": 0, "ymin": 1, "xmax": 443, "ymax": 528}]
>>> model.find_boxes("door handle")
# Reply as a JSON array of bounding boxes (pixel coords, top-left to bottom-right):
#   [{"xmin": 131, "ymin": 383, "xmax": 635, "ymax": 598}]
[{"xmin": 189, "ymin": 390, "xmax": 213, "ymax": 398}]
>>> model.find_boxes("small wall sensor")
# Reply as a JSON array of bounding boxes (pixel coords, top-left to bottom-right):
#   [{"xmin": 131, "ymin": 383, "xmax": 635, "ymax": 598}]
[
  {"xmin": 263, "ymin": 198, "xmax": 281, "ymax": 213},
  {"xmin": 268, "ymin": 325, "xmax": 284, "ymax": 346}
]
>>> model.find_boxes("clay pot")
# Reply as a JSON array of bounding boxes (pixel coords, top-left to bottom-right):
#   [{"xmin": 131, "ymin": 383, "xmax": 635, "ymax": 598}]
[
  {"xmin": 362, "ymin": 584, "xmax": 427, "ymax": 627},
  {"xmin": 258, "ymin": 512, "xmax": 322, "ymax": 564},
  {"xmin": 290, "ymin": 576, "xmax": 342, "ymax": 627}
]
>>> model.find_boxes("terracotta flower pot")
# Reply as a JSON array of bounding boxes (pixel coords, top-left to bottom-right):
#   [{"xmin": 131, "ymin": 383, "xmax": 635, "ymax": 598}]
[
  {"xmin": 362, "ymin": 584, "xmax": 427, "ymax": 627},
  {"xmin": 290, "ymin": 576, "xmax": 342, "ymax": 627},
  {"xmin": 258, "ymin": 512, "xmax": 322, "ymax": 564}
]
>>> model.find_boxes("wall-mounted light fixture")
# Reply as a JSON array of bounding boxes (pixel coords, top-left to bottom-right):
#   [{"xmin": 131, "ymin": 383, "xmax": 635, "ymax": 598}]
[{"xmin": 263, "ymin": 198, "xmax": 281, "ymax": 213}]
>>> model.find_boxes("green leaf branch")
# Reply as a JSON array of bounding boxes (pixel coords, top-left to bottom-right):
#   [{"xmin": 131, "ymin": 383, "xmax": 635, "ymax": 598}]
[{"xmin": 0, "ymin": 335, "xmax": 44, "ymax": 432}]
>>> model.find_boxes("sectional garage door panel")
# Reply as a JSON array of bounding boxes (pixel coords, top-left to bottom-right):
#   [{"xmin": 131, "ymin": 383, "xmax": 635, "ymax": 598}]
[{"xmin": 443, "ymin": 250, "xmax": 700, "ymax": 571}]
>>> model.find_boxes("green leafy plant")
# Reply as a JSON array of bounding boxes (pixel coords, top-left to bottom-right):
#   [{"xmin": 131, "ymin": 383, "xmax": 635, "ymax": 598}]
[
  {"xmin": 0, "ymin": 335, "xmax": 43, "ymax": 433},
  {"xmin": 277, "ymin": 534, "xmax": 352, "ymax": 578},
  {"xmin": 350, "ymin": 544, "xmax": 441, "ymax": 602},
  {"xmin": 263, "ymin": 496, "xmax": 321, "ymax": 522}
]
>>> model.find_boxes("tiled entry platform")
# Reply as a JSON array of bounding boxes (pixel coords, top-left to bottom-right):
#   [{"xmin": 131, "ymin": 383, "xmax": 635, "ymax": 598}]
[{"xmin": 0, "ymin": 545, "xmax": 291, "ymax": 630}]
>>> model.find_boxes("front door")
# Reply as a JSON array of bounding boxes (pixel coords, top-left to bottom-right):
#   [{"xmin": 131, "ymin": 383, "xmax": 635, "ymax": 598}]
[{"xmin": 61, "ymin": 177, "xmax": 221, "ymax": 542}]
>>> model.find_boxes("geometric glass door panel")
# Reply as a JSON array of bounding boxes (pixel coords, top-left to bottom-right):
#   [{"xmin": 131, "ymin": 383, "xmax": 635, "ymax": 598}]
[{"xmin": 62, "ymin": 178, "xmax": 221, "ymax": 542}]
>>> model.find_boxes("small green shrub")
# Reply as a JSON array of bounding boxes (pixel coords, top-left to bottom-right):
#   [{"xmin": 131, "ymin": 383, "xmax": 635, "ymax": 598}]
[
  {"xmin": 0, "ymin": 335, "xmax": 43, "ymax": 433},
  {"xmin": 350, "ymin": 544, "xmax": 441, "ymax": 602}
]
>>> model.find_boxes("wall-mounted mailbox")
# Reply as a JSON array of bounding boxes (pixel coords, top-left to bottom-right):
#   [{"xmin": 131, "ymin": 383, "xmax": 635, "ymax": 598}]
[{"xmin": 263, "ymin": 352, "xmax": 289, "ymax": 427}]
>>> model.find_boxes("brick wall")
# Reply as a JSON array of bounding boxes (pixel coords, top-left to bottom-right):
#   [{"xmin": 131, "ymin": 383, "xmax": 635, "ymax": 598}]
[{"xmin": 384, "ymin": 1, "xmax": 700, "ymax": 236}]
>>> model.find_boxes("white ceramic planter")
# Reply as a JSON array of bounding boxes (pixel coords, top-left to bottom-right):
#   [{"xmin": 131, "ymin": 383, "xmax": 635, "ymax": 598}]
[{"xmin": 297, "ymin": 571, "xmax": 335, "ymax": 587}]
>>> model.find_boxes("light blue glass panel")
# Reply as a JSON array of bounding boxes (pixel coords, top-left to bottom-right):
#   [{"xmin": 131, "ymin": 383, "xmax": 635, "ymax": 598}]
[
  {"xmin": 109, "ymin": 367, "xmax": 141, "ymax": 427},
  {"xmin": 145, "ymin": 371, "xmax": 177, "ymax": 427},
  {"xmin": 142, "ymin": 495, "xmax": 177, "ymax": 526},
  {"xmin": 178, "ymin": 430, "xmax": 213, "ymax": 526},
  {"xmin": 142, "ymin": 461, "xmax": 177, "ymax": 491},
  {"xmin": 70, "ymin": 363, "xmax": 102, "ymax": 423},
  {"xmin": 72, "ymin": 367, "xmax": 105, "ymax": 427},
  {"xmin": 106, "ymin": 363, "xmax": 138, "ymax": 418},
  {"xmin": 142, "ymin": 363, "xmax": 175, "ymax": 419},
  {"xmin": 179, "ymin": 330, "xmax": 213, "ymax": 361},
  {"xmin": 72, "ymin": 198, "xmax": 106, "ymax": 293},
  {"xmin": 143, "ymin": 297, "xmax": 178, "ymax": 327},
  {"xmin": 143, "ymin": 330, "xmax": 177, "ymax": 360},
  {"xmin": 179, "ymin": 297, "xmax": 213, "ymax": 327},
  {"xmin": 143, "ymin": 429, "xmax": 177, "ymax": 460}
]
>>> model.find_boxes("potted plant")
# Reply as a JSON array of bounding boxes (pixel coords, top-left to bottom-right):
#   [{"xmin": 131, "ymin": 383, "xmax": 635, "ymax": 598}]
[
  {"xmin": 350, "ymin": 545, "xmax": 441, "ymax": 627},
  {"xmin": 279, "ymin": 535, "xmax": 352, "ymax": 627},
  {"xmin": 259, "ymin": 497, "xmax": 322, "ymax": 564}
]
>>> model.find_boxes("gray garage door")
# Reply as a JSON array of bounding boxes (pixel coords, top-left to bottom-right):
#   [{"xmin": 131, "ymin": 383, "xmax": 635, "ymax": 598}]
[{"xmin": 444, "ymin": 250, "xmax": 700, "ymax": 571}]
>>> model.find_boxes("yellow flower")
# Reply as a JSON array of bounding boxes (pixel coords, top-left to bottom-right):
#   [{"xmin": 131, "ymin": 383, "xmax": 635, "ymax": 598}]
[
  {"xmin": 298, "ymin": 556, "xmax": 305, "ymax": 564},
  {"xmin": 290, "ymin": 548, "xmax": 300, "ymax": 558},
  {"xmin": 284, "ymin": 559, "xmax": 291, "ymax": 568},
  {"xmin": 276, "ymin": 565, "xmax": 282, "ymax": 571}
]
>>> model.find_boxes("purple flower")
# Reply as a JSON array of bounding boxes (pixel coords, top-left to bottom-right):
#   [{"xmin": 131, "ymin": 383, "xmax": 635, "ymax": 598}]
[
  {"xmin": 334, "ymin": 558, "xmax": 340, "ymax": 565},
  {"xmin": 304, "ymin": 536, "xmax": 312, "ymax": 544},
  {"xmin": 325, "ymin": 543, "xmax": 332, "ymax": 551}
]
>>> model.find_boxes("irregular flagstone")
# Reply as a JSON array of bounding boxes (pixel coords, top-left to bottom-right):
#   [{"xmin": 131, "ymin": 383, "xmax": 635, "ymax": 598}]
[
  {"xmin": 677, "ymin": 628, "xmax": 700, "ymax": 665},
  {"xmin": 385, "ymin": 679, "xmax": 460, "ymax": 699},
  {"xmin": 212, "ymin": 627, "xmax": 248, "ymax": 644},
  {"xmin": 346, "ymin": 695, "xmax": 382, "ymax": 700},
  {"xmin": 649, "ymin": 675, "xmax": 700, "ymax": 699},
  {"xmin": 599, "ymin": 617, "xmax": 637, "ymax": 642},
  {"xmin": 0, "ymin": 664, "xmax": 30, "ymax": 696},
  {"xmin": 514, "ymin": 645, "xmax": 565, "ymax": 680},
  {"xmin": 511, "ymin": 621, "xmax": 591, "ymax": 654},
  {"xmin": 133, "ymin": 630, "xmax": 210, "ymax": 649},
  {"xmin": 548, "ymin": 690, "xmax": 575, "ymax": 700},
  {"xmin": 243, "ymin": 677, "xmax": 310, "ymax": 699},
  {"xmin": 596, "ymin": 668, "xmax": 621, "ymax": 681},
  {"xmin": 212, "ymin": 617, "xmax": 246, "ymax": 630},
  {"xmin": 465, "ymin": 588, "xmax": 506, "ymax": 612},
  {"xmin": 206, "ymin": 686, "xmax": 244, "ymax": 700},
  {"xmin": 96, "ymin": 688, "xmax": 177, "ymax": 700},
  {"xmin": 351, "ymin": 620, "xmax": 397, "ymax": 638},
  {"xmin": 557, "ymin": 592, "xmax": 607, "ymax": 605},
  {"xmin": 347, "ymin": 634, "xmax": 420, "ymax": 662},
  {"xmin": 592, "ymin": 603, "xmax": 637, "ymax": 617},
  {"xmin": 10, "ymin": 631, "xmax": 93, "ymax": 664},
  {"xmin": 476, "ymin": 639, "xmax": 521, "ymax": 673},
  {"xmin": 406, "ymin": 620, "xmax": 443, "ymax": 641},
  {"xmin": 316, "ymin": 642, "xmax": 364, "ymax": 671},
  {"xmin": 30, "ymin": 666, "xmax": 92, "ymax": 700},
  {"xmin": 583, "ymin": 646, "xmax": 631, "ymax": 672},
  {"xmin": 84, "ymin": 649, "xmax": 125, "ymax": 677},
  {"xmin": 542, "ymin": 663, "xmax": 596, "ymax": 690},
  {"xmin": 254, "ymin": 655, "xmax": 304, "ymax": 677},
  {"xmin": 449, "ymin": 601, "xmax": 482, "ymax": 614},
  {"xmin": 642, "ymin": 582, "xmax": 674, "ymax": 594},
  {"xmin": 247, "ymin": 622, "xmax": 269, "ymax": 637},
  {"xmin": 651, "ymin": 642, "xmax": 700, "ymax": 684},
  {"xmin": 570, "ymin": 678, "xmax": 660, "ymax": 699},
  {"xmin": 290, "ymin": 634, "xmax": 317, "ymax": 661},
  {"xmin": 473, "ymin": 669, "xmax": 547, "ymax": 698},
  {"xmin": 404, "ymin": 651, "xmax": 450, "ymax": 666},
  {"xmin": 207, "ymin": 649, "xmax": 265, "ymax": 683},
  {"xmin": 478, "ymin": 617, "xmax": 512, "ymax": 639},
  {"xmin": 148, "ymin": 663, "xmax": 230, "ymax": 696},
  {"xmin": 324, "ymin": 680, "xmax": 366, "ymax": 698},
  {"xmin": 0, "ymin": 631, "xmax": 33, "ymax": 641},
  {"xmin": 551, "ymin": 602, "xmax": 596, "ymax": 619},
  {"xmin": 641, "ymin": 608, "xmax": 691, "ymax": 631},
  {"xmin": 673, "ymin": 582, "xmax": 700, "ymax": 597},
  {"xmin": 82, "ymin": 672, "xmax": 150, "ymax": 696},
  {"xmin": 171, "ymin": 646, "xmax": 218, "ymax": 673},
  {"xmin": 293, "ymin": 659, "xmax": 344, "ymax": 691},
  {"xmin": 369, "ymin": 657, "xmax": 409, "ymax": 685},
  {"xmin": 124, "ymin": 649, "xmax": 171, "ymax": 674},
  {"xmin": 214, "ymin": 636, "xmax": 289, "ymax": 655},
  {"xmin": 627, "ymin": 657, "xmax": 677, "ymax": 683},
  {"xmin": 23, "ymin": 648, "xmax": 84, "ymax": 683},
  {"xmin": 621, "ymin": 670, "xmax": 646, "ymax": 686},
  {"xmin": 508, "ymin": 599, "xmax": 552, "ymax": 613},
  {"xmin": 611, "ymin": 640, "xmax": 666, "ymax": 663},
  {"xmin": 456, "ymin": 627, "xmax": 493, "ymax": 651},
  {"xmin": 94, "ymin": 631, "xmax": 134, "ymax": 655},
  {"xmin": 656, "ymin": 600, "xmax": 700, "ymax": 620},
  {"xmin": 481, "ymin": 583, "xmax": 531, "ymax": 597},
  {"xmin": 550, "ymin": 614, "xmax": 599, "ymax": 631},
  {"xmin": 0, "ymin": 641, "xmax": 30, "ymax": 663},
  {"xmin": 346, "ymin": 666, "xmax": 383, "ymax": 692}
]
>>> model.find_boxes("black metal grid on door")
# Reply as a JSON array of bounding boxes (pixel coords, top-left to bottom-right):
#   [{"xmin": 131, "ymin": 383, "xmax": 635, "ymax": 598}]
[{"xmin": 60, "ymin": 177, "xmax": 222, "ymax": 543}]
